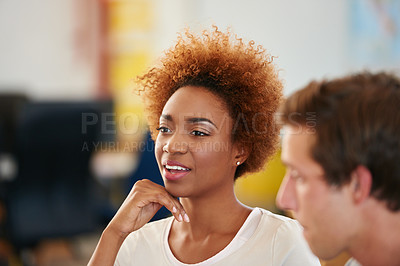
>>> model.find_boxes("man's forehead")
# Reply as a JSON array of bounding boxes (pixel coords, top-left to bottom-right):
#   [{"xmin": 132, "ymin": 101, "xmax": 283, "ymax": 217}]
[
  {"xmin": 282, "ymin": 126, "xmax": 316, "ymax": 160},
  {"xmin": 283, "ymin": 125, "xmax": 317, "ymax": 136}
]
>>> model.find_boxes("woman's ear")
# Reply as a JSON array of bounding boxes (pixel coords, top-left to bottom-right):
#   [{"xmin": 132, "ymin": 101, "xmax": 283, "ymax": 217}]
[
  {"xmin": 350, "ymin": 165, "xmax": 372, "ymax": 205},
  {"xmin": 233, "ymin": 143, "xmax": 250, "ymax": 166}
]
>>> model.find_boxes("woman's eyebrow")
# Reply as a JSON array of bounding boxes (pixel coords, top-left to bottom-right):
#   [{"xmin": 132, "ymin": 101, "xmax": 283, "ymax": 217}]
[
  {"xmin": 160, "ymin": 114, "xmax": 218, "ymax": 129},
  {"xmin": 185, "ymin": 117, "xmax": 218, "ymax": 129},
  {"xmin": 160, "ymin": 114, "xmax": 173, "ymax": 121}
]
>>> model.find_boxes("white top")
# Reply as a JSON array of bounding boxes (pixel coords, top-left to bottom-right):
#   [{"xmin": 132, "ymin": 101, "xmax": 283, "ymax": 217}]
[
  {"xmin": 115, "ymin": 208, "xmax": 320, "ymax": 266},
  {"xmin": 345, "ymin": 258, "xmax": 362, "ymax": 266},
  {"xmin": 164, "ymin": 207, "xmax": 262, "ymax": 265}
]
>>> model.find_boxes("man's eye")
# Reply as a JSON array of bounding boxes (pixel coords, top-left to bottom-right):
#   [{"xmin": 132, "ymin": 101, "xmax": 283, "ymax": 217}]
[
  {"xmin": 156, "ymin": 127, "xmax": 171, "ymax": 133},
  {"xmin": 290, "ymin": 170, "xmax": 304, "ymax": 182},
  {"xmin": 191, "ymin": 130, "xmax": 209, "ymax": 136}
]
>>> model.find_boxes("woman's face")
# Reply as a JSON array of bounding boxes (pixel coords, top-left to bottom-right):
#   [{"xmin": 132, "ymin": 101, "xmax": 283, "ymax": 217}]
[{"xmin": 155, "ymin": 86, "xmax": 240, "ymax": 198}]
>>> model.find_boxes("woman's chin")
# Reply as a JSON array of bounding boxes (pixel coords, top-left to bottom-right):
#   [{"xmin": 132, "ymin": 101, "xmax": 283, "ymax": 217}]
[{"xmin": 164, "ymin": 185, "xmax": 187, "ymax": 198}]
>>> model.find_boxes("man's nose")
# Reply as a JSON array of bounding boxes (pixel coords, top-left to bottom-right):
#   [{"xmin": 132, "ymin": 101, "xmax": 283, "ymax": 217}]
[{"xmin": 276, "ymin": 174, "xmax": 297, "ymax": 212}]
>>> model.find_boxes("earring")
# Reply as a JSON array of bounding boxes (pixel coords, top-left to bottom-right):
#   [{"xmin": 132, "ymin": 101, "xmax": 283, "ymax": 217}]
[{"xmin": 236, "ymin": 161, "xmax": 240, "ymax": 166}]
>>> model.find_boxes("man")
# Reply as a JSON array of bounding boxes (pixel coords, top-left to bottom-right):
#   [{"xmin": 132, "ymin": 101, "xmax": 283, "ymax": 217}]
[{"xmin": 276, "ymin": 72, "xmax": 400, "ymax": 266}]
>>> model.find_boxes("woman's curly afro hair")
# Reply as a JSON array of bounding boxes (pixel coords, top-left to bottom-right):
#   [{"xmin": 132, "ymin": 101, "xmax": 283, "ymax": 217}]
[{"xmin": 137, "ymin": 26, "xmax": 283, "ymax": 179}]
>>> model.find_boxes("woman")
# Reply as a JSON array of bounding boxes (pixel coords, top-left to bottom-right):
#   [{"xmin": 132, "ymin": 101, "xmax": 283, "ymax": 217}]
[{"xmin": 89, "ymin": 27, "xmax": 319, "ymax": 265}]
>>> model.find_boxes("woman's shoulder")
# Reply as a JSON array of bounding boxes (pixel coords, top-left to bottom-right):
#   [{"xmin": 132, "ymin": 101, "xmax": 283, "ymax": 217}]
[
  {"xmin": 253, "ymin": 208, "xmax": 320, "ymax": 265},
  {"xmin": 257, "ymin": 207, "xmax": 306, "ymax": 243},
  {"xmin": 217, "ymin": 208, "xmax": 319, "ymax": 265},
  {"xmin": 257, "ymin": 207, "xmax": 301, "ymax": 230}
]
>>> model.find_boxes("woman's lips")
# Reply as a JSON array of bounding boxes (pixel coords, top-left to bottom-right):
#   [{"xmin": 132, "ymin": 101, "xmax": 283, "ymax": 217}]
[{"xmin": 163, "ymin": 160, "xmax": 191, "ymax": 181}]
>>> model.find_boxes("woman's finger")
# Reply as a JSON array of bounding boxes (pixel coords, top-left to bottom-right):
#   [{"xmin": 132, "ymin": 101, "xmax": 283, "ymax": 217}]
[
  {"xmin": 134, "ymin": 179, "xmax": 190, "ymax": 223},
  {"xmin": 142, "ymin": 191, "xmax": 189, "ymax": 223}
]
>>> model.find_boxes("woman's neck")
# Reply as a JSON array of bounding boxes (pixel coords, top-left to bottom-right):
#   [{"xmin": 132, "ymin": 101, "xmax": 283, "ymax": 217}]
[
  {"xmin": 167, "ymin": 185, "xmax": 252, "ymax": 264},
  {"xmin": 174, "ymin": 187, "xmax": 252, "ymax": 238}
]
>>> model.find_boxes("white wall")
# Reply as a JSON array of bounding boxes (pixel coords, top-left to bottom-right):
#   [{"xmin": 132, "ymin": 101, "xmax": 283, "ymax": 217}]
[
  {"xmin": 155, "ymin": 0, "xmax": 399, "ymax": 95},
  {"xmin": 203, "ymin": 0, "xmax": 350, "ymax": 94},
  {"xmin": 155, "ymin": 0, "xmax": 350, "ymax": 95},
  {"xmin": 0, "ymin": 0, "xmax": 398, "ymax": 98},
  {"xmin": 0, "ymin": 0, "xmax": 98, "ymax": 100}
]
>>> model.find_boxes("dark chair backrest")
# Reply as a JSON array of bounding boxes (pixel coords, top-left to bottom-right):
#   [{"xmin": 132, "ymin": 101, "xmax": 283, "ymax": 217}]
[
  {"xmin": 7, "ymin": 100, "xmax": 113, "ymax": 248},
  {"xmin": 0, "ymin": 94, "xmax": 29, "ymax": 156}
]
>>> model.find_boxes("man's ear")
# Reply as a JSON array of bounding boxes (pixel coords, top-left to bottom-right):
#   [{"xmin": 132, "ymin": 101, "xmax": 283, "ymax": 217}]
[
  {"xmin": 233, "ymin": 142, "xmax": 250, "ymax": 166},
  {"xmin": 350, "ymin": 165, "xmax": 372, "ymax": 205}
]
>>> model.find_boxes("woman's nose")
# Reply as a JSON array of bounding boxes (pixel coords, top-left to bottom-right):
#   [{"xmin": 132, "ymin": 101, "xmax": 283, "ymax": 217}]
[{"xmin": 163, "ymin": 133, "xmax": 189, "ymax": 154}]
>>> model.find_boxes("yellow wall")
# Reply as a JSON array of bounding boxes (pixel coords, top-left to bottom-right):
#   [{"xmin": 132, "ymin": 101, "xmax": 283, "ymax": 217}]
[
  {"xmin": 235, "ymin": 149, "xmax": 286, "ymax": 212},
  {"xmin": 108, "ymin": 0, "xmax": 156, "ymax": 146}
]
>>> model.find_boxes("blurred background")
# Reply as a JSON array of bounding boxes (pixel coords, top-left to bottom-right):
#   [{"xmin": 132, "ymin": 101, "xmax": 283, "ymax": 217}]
[{"xmin": 0, "ymin": 0, "xmax": 399, "ymax": 265}]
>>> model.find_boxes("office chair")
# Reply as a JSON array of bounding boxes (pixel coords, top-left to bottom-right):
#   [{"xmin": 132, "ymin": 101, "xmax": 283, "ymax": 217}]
[{"xmin": 6, "ymin": 101, "xmax": 110, "ymax": 248}]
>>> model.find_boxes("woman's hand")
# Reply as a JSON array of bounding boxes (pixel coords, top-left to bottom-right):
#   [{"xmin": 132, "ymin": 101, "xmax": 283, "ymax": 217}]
[
  {"xmin": 88, "ymin": 179, "xmax": 189, "ymax": 266},
  {"xmin": 107, "ymin": 179, "xmax": 189, "ymax": 238}
]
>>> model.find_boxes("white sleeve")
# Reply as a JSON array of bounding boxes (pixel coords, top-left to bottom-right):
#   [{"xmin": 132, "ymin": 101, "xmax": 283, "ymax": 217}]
[
  {"xmin": 273, "ymin": 220, "xmax": 321, "ymax": 266},
  {"xmin": 114, "ymin": 233, "xmax": 137, "ymax": 266}
]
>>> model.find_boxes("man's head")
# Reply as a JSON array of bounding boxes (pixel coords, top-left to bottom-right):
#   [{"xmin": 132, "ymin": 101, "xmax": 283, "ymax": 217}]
[{"xmin": 276, "ymin": 72, "xmax": 400, "ymax": 259}]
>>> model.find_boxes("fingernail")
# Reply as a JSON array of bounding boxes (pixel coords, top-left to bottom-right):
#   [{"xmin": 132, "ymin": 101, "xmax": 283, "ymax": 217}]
[
  {"xmin": 172, "ymin": 206, "xmax": 177, "ymax": 213},
  {"xmin": 184, "ymin": 213, "xmax": 190, "ymax": 222},
  {"xmin": 178, "ymin": 214, "xmax": 183, "ymax": 222}
]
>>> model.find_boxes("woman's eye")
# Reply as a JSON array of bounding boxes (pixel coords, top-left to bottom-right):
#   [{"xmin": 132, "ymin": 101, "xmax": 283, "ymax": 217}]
[
  {"xmin": 191, "ymin": 130, "xmax": 209, "ymax": 136},
  {"xmin": 156, "ymin": 127, "xmax": 171, "ymax": 133}
]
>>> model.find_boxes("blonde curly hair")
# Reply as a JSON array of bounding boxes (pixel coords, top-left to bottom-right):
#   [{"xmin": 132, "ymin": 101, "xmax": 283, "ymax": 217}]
[{"xmin": 137, "ymin": 26, "xmax": 283, "ymax": 179}]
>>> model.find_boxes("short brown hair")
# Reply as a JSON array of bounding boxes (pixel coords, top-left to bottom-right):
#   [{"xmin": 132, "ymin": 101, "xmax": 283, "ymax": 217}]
[
  {"xmin": 280, "ymin": 72, "xmax": 400, "ymax": 211},
  {"xmin": 137, "ymin": 26, "xmax": 283, "ymax": 179}
]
